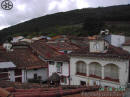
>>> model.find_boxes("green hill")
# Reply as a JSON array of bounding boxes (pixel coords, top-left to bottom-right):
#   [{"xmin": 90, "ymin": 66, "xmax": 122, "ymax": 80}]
[{"xmin": 0, "ymin": 4, "xmax": 130, "ymax": 42}]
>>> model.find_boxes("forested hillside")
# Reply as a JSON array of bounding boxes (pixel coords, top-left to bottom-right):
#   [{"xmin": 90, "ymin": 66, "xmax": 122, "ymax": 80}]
[{"xmin": 0, "ymin": 4, "xmax": 130, "ymax": 42}]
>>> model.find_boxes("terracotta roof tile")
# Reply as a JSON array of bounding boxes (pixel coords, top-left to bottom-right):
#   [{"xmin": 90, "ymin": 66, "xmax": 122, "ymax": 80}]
[
  {"xmin": 31, "ymin": 40, "xmax": 70, "ymax": 61},
  {"xmin": 31, "ymin": 40, "xmax": 61, "ymax": 60},
  {"xmin": 52, "ymin": 54, "xmax": 69, "ymax": 62},
  {"xmin": 47, "ymin": 42, "xmax": 79, "ymax": 51},
  {"xmin": 71, "ymin": 45, "xmax": 130, "ymax": 59},
  {"xmin": 3, "ymin": 85, "xmax": 100, "ymax": 97},
  {"xmin": 0, "ymin": 47, "xmax": 47, "ymax": 69}
]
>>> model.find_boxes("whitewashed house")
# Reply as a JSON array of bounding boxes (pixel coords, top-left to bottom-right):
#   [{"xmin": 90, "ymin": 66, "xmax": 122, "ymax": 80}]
[
  {"xmin": 31, "ymin": 40, "xmax": 70, "ymax": 85},
  {"xmin": 104, "ymin": 34, "xmax": 125, "ymax": 47},
  {"xmin": 0, "ymin": 43, "xmax": 48, "ymax": 83},
  {"xmin": 70, "ymin": 38, "xmax": 130, "ymax": 88},
  {"xmin": 48, "ymin": 57, "xmax": 70, "ymax": 85},
  {"xmin": 0, "ymin": 62, "xmax": 16, "ymax": 81},
  {"xmin": 30, "ymin": 40, "xmax": 79, "ymax": 85}
]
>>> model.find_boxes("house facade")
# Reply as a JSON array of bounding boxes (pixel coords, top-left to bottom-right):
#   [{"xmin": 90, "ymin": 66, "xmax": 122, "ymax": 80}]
[
  {"xmin": 70, "ymin": 38, "xmax": 130, "ymax": 88},
  {"xmin": 104, "ymin": 34, "xmax": 125, "ymax": 47},
  {"xmin": 48, "ymin": 60, "xmax": 70, "ymax": 85},
  {"xmin": 0, "ymin": 62, "xmax": 16, "ymax": 81},
  {"xmin": 30, "ymin": 40, "xmax": 80, "ymax": 85},
  {"xmin": 0, "ymin": 43, "xmax": 48, "ymax": 83}
]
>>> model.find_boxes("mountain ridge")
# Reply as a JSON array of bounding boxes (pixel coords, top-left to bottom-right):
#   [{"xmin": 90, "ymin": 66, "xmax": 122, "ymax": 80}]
[{"xmin": 0, "ymin": 4, "xmax": 130, "ymax": 42}]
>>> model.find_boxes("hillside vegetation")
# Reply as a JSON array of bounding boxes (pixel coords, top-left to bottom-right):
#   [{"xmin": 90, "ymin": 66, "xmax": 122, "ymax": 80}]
[{"xmin": 0, "ymin": 4, "xmax": 130, "ymax": 42}]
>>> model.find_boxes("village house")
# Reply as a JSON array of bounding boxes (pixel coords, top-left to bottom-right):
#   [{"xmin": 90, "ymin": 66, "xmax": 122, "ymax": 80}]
[
  {"xmin": 104, "ymin": 34, "xmax": 125, "ymax": 47},
  {"xmin": 30, "ymin": 39, "xmax": 80, "ymax": 85},
  {"xmin": 11, "ymin": 36, "xmax": 24, "ymax": 43},
  {"xmin": 0, "ymin": 43, "xmax": 48, "ymax": 83},
  {"xmin": 70, "ymin": 37, "xmax": 130, "ymax": 88}
]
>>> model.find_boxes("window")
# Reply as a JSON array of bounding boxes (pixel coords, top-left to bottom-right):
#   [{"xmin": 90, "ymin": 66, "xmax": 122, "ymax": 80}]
[
  {"xmin": 93, "ymin": 43, "xmax": 99, "ymax": 50},
  {"xmin": 80, "ymin": 81, "xmax": 86, "ymax": 86},
  {"xmin": 34, "ymin": 73, "xmax": 37, "ymax": 79},
  {"xmin": 76, "ymin": 61, "xmax": 86, "ymax": 75},
  {"xmin": 104, "ymin": 64, "xmax": 119, "ymax": 81},
  {"xmin": 104, "ymin": 46, "xmax": 108, "ymax": 50},
  {"xmin": 64, "ymin": 50, "xmax": 68, "ymax": 54},
  {"xmin": 56, "ymin": 62, "xmax": 62, "ymax": 73},
  {"xmin": 95, "ymin": 44, "xmax": 99, "ymax": 49},
  {"xmin": 64, "ymin": 77, "xmax": 67, "ymax": 84},
  {"xmin": 61, "ymin": 76, "xmax": 67, "ymax": 84},
  {"xmin": 89, "ymin": 62, "xmax": 101, "ymax": 78},
  {"xmin": 33, "ymin": 68, "xmax": 38, "ymax": 71},
  {"xmin": 48, "ymin": 61, "xmax": 54, "ymax": 65},
  {"xmin": 38, "ymin": 76, "xmax": 42, "ymax": 80}
]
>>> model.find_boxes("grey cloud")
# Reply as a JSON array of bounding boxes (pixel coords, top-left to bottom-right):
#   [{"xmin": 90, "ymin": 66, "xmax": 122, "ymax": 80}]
[{"xmin": 0, "ymin": 0, "xmax": 130, "ymax": 30}]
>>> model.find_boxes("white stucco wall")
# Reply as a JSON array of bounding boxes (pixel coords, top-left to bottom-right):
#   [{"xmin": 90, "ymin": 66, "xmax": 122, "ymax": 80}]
[
  {"xmin": 22, "ymin": 68, "xmax": 48, "ymax": 83},
  {"xmin": 49, "ymin": 61, "xmax": 69, "ymax": 76},
  {"xmin": 90, "ymin": 41, "xmax": 104, "ymax": 52},
  {"xmin": 9, "ymin": 70, "xmax": 15, "ymax": 82},
  {"xmin": 111, "ymin": 35, "xmax": 125, "ymax": 47},
  {"xmin": 89, "ymin": 40, "xmax": 109, "ymax": 53},
  {"xmin": 70, "ymin": 56, "xmax": 129, "ymax": 88},
  {"xmin": 49, "ymin": 61, "xmax": 69, "ymax": 85}
]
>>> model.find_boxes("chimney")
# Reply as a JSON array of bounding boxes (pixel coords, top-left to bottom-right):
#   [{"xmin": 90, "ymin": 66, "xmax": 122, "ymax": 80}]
[{"xmin": 3, "ymin": 42, "xmax": 13, "ymax": 52}]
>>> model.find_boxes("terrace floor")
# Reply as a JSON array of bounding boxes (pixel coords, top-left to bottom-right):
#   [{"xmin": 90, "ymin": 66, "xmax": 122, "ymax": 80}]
[{"xmin": 0, "ymin": 81, "xmax": 126, "ymax": 97}]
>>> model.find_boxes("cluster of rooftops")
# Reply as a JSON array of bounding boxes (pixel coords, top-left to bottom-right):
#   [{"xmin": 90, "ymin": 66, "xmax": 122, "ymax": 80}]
[
  {"xmin": 0, "ymin": 35, "xmax": 130, "ymax": 97},
  {"xmin": 0, "ymin": 35, "xmax": 130, "ymax": 70}
]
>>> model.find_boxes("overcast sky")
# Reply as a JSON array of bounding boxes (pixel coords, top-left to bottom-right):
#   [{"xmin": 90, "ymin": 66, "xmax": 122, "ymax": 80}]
[{"xmin": 0, "ymin": 0, "xmax": 130, "ymax": 30}]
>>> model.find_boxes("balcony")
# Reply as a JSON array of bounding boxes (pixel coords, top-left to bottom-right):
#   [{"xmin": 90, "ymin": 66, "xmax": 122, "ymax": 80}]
[
  {"xmin": 76, "ymin": 72, "xmax": 86, "ymax": 76},
  {"xmin": 89, "ymin": 74, "xmax": 101, "ymax": 79}
]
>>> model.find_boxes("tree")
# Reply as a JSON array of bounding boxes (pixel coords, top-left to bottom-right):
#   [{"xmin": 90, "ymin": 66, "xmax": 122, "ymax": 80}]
[{"xmin": 83, "ymin": 16, "xmax": 105, "ymax": 36}]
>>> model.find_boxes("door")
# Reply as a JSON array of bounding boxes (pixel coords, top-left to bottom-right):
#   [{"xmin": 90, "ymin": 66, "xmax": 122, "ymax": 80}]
[
  {"xmin": 15, "ymin": 77, "xmax": 22, "ymax": 82},
  {"xmin": 15, "ymin": 69, "xmax": 22, "ymax": 82},
  {"xmin": 128, "ymin": 61, "xmax": 130, "ymax": 83},
  {"xmin": 80, "ymin": 81, "xmax": 86, "ymax": 86}
]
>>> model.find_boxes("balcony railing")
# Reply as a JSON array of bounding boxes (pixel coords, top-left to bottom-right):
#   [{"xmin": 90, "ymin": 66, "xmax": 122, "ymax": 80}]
[
  {"xmin": 76, "ymin": 72, "xmax": 86, "ymax": 76},
  {"xmin": 89, "ymin": 74, "xmax": 101, "ymax": 79},
  {"xmin": 76, "ymin": 72, "xmax": 119, "ymax": 83}
]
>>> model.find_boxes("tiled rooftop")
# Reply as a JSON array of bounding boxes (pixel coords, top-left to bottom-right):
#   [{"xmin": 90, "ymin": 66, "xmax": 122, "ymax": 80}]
[
  {"xmin": 31, "ymin": 40, "xmax": 72, "ymax": 61},
  {"xmin": 1, "ymin": 84, "xmax": 124, "ymax": 97},
  {"xmin": 71, "ymin": 45, "xmax": 130, "ymax": 59},
  {"xmin": 3, "ymin": 85, "xmax": 100, "ymax": 97},
  {"xmin": 47, "ymin": 42, "xmax": 79, "ymax": 51},
  {"xmin": 0, "ymin": 47, "xmax": 47, "ymax": 69}
]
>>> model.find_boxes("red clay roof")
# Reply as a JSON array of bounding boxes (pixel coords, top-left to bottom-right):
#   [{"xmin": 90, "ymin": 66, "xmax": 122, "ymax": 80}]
[
  {"xmin": 47, "ymin": 42, "xmax": 79, "ymax": 51},
  {"xmin": 4, "ymin": 85, "xmax": 100, "ymax": 97},
  {"xmin": 0, "ymin": 47, "xmax": 47, "ymax": 69},
  {"xmin": 71, "ymin": 45, "xmax": 130, "ymax": 59},
  {"xmin": 31, "ymin": 40, "xmax": 61, "ymax": 59},
  {"xmin": 3, "ymin": 85, "xmax": 124, "ymax": 97},
  {"xmin": 52, "ymin": 54, "xmax": 69, "ymax": 62},
  {"xmin": 63, "ymin": 91, "xmax": 124, "ymax": 97},
  {"xmin": 31, "ymin": 40, "xmax": 70, "ymax": 61},
  {"xmin": 0, "ymin": 81, "xmax": 124, "ymax": 97}
]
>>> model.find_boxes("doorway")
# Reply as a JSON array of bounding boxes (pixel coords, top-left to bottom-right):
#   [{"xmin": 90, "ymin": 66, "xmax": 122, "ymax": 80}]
[
  {"xmin": 15, "ymin": 69, "xmax": 22, "ymax": 82},
  {"xmin": 80, "ymin": 81, "xmax": 86, "ymax": 86}
]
